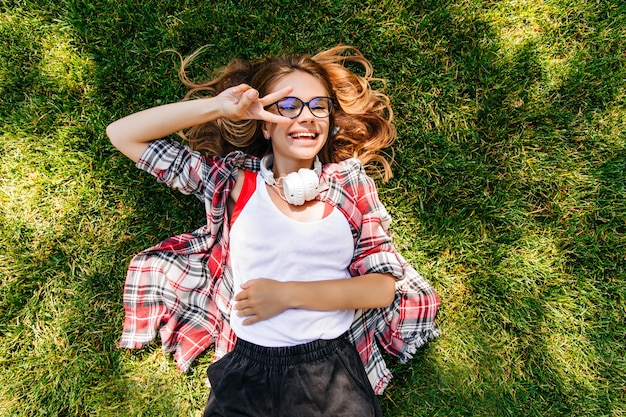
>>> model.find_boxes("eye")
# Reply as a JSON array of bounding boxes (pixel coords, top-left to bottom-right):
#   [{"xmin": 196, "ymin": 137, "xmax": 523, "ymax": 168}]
[
  {"xmin": 277, "ymin": 98, "xmax": 300, "ymax": 111},
  {"xmin": 311, "ymin": 98, "xmax": 330, "ymax": 110}
]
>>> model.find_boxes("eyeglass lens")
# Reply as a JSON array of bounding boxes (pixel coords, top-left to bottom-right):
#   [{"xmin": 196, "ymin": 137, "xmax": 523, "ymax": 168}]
[{"xmin": 275, "ymin": 97, "xmax": 332, "ymax": 119}]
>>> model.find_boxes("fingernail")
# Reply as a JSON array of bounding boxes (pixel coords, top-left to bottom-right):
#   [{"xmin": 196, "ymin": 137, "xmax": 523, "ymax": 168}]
[{"xmin": 247, "ymin": 90, "xmax": 257, "ymax": 99}]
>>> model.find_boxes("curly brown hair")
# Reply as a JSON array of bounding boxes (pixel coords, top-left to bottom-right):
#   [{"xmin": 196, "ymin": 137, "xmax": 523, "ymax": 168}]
[{"xmin": 175, "ymin": 45, "xmax": 396, "ymax": 180}]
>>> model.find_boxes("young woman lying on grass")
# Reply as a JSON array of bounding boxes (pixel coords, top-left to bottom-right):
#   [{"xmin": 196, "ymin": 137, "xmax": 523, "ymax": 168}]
[{"xmin": 107, "ymin": 45, "xmax": 440, "ymax": 416}]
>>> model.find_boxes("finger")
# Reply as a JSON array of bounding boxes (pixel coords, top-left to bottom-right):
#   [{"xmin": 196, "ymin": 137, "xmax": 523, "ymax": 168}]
[
  {"xmin": 227, "ymin": 86, "xmax": 244, "ymax": 104},
  {"xmin": 234, "ymin": 298, "xmax": 249, "ymax": 310},
  {"xmin": 259, "ymin": 86, "xmax": 293, "ymax": 106},
  {"xmin": 236, "ymin": 88, "xmax": 259, "ymax": 108},
  {"xmin": 231, "ymin": 83, "xmax": 252, "ymax": 95},
  {"xmin": 236, "ymin": 307, "xmax": 252, "ymax": 317},
  {"xmin": 242, "ymin": 316, "xmax": 258, "ymax": 326},
  {"xmin": 260, "ymin": 109, "xmax": 293, "ymax": 124}
]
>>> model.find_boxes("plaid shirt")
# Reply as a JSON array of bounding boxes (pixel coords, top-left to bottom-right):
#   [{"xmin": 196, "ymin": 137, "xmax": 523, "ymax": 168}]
[{"xmin": 120, "ymin": 138, "xmax": 440, "ymax": 394}]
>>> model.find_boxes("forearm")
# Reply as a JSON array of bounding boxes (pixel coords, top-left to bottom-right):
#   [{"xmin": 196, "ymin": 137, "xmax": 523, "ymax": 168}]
[
  {"xmin": 234, "ymin": 273, "xmax": 396, "ymax": 325},
  {"xmin": 287, "ymin": 273, "xmax": 396, "ymax": 311},
  {"xmin": 106, "ymin": 98, "xmax": 222, "ymax": 162}
]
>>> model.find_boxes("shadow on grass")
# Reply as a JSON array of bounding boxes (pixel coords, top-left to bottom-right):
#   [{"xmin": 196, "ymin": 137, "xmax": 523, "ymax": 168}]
[
  {"xmin": 0, "ymin": 6, "xmax": 207, "ymax": 413},
  {"xmin": 379, "ymin": 1, "xmax": 625, "ymax": 416},
  {"xmin": 1, "ymin": 0, "xmax": 624, "ymax": 416}
]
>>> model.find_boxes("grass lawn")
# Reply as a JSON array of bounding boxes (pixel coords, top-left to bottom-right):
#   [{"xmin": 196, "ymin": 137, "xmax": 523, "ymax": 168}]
[{"xmin": 1, "ymin": 0, "xmax": 625, "ymax": 415}]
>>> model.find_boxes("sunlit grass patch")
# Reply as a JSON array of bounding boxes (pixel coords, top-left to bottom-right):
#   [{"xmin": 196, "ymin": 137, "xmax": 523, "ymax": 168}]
[
  {"xmin": 40, "ymin": 31, "xmax": 93, "ymax": 92},
  {"xmin": 1, "ymin": 0, "xmax": 625, "ymax": 416},
  {"xmin": 1, "ymin": 136, "xmax": 88, "ymax": 234},
  {"xmin": 0, "ymin": 8, "xmax": 84, "ymax": 95}
]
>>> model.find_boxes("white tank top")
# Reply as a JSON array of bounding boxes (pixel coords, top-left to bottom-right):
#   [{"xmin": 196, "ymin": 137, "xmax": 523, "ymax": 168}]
[{"xmin": 229, "ymin": 172, "xmax": 354, "ymax": 347}]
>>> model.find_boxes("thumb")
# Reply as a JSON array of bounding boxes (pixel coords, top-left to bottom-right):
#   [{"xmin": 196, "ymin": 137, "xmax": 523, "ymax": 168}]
[{"xmin": 239, "ymin": 88, "xmax": 258, "ymax": 106}]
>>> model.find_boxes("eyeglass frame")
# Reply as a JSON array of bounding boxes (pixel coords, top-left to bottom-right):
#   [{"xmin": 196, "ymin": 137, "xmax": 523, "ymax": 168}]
[{"xmin": 266, "ymin": 96, "xmax": 334, "ymax": 119}]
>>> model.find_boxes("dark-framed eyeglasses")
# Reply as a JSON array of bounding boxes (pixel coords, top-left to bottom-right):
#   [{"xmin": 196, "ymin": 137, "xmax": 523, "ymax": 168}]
[{"xmin": 268, "ymin": 96, "xmax": 334, "ymax": 119}]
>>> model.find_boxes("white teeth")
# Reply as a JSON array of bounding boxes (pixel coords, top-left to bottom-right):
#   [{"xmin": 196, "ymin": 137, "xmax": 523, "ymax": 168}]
[{"xmin": 290, "ymin": 132, "xmax": 316, "ymax": 139}]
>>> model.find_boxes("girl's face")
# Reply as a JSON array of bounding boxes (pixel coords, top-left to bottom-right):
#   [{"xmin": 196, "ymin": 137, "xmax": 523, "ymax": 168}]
[{"xmin": 262, "ymin": 71, "xmax": 331, "ymax": 174}]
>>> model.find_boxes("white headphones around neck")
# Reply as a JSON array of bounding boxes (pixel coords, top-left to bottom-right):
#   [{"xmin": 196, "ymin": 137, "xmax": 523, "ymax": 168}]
[{"xmin": 259, "ymin": 154, "xmax": 322, "ymax": 205}]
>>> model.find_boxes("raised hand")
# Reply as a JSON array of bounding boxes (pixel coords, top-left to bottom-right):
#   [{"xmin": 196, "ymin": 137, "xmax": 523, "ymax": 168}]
[{"xmin": 218, "ymin": 84, "xmax": 293, "ymax": 124}]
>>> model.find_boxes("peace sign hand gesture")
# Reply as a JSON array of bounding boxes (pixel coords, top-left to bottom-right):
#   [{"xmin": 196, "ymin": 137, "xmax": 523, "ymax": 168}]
[{"xmin": 218, "ymin": 84, "xmax": 293, "ymax": 124}]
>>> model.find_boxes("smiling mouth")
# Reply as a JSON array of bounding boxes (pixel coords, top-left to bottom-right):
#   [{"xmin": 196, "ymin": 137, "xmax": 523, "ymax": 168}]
[{"xmin": 289, "ymin": 132, "xmax": 318, "ymax": 140}]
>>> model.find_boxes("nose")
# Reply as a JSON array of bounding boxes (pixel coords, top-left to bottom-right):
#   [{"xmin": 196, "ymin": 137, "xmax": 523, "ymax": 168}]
[{"xmin": 296, "ymin": 104, "xmax": 316, "ymax": 121}]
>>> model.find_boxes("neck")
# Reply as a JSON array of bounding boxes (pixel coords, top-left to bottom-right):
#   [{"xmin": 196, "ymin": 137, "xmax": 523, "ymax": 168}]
[{"xmin": 272, "ymin": 158, "xmax": 316, "ymax": 178}]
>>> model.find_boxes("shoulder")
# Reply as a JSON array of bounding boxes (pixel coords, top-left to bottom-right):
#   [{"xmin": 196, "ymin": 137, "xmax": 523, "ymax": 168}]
[
  {"xmin": 140, "ymin": 138, "xmax": 260, "ymax": 167},
  {"xmin": 221, "ymin": 150, "xmax": 261, "ymax": 171},
  {"xmin": 322, "ymin": 158, "xmax": 379, "ymax": 197},
  {"xmin": 326, "ymin": 157, "xmax": 363, "ymax": 172},
  {"xmin": 322, "ymin": 158, "xmax": 392, "ymax": 229},
  {"xmin": 138, "ymin": 138, "xmax": 261, "ymax": 183},
  {"xmin": 322, "ymin": 158, "xmax": 367, "ymax": 185}
]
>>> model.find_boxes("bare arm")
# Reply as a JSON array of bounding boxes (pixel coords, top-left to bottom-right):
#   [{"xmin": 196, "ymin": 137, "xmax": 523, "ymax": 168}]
[
  {"xmin": 106, "ymin": 99, "xmax": 220, "ymax": 162},
  {"xmin": 106, "ymin": 84, "xmax": 293, "ymax": 162},
  {"xmin": 234, "ymin": 273, "xmax": 396, "ymax": 325}
]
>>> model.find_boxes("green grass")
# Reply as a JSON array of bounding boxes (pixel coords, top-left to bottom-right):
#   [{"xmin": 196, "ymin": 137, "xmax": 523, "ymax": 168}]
[{"xmin": 1, "ymin": 0, "xmax": 624, "ymax": 415}]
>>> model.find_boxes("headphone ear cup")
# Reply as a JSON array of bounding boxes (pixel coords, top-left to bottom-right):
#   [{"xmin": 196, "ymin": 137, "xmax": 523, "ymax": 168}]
[
  {"xmin": 298, "ymin": 168, "xmax": 320, "ymax": 201},
  {"xmin": 261, "ymin": 154, "xmax": 322, "ymax": 205},
  {"xmin": 283, "ymin": 172, "xmax": 305, "ymax": 205}
]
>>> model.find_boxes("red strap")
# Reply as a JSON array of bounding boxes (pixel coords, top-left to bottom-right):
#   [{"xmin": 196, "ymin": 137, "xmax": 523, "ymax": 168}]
[
  {"xmin": 230, "ymin": 170, "xmax": 257, "ymax": 226},
  {"xmin": 322, "ymin": 201, "xmax": 334, "ymax": 218}
]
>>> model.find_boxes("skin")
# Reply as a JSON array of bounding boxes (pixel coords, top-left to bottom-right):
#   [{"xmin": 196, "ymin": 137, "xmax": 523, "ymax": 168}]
[
  {"xmin": 261, "ymin": 71, "xmax": 331, "ymax": 176},
  {"xmin": 106, "ymin": 71, "xmax": 396, "ymax": 327}
]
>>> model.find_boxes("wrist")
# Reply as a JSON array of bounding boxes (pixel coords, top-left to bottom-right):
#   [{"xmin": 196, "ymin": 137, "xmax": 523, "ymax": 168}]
[
  {"xmin": 282, "ymin": 282, "xmax": 303, "ymax": 309},
  {"xmin": 198, "ymin": 97, "xmax": 224, "ymax": 122}
]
